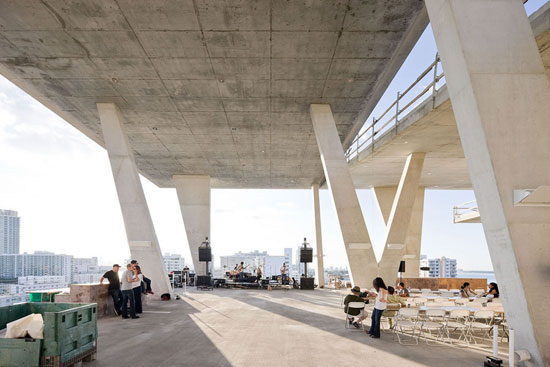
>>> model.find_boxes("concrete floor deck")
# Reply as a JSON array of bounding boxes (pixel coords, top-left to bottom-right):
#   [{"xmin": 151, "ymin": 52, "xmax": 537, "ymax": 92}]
[{"xmin": 89, "ymin": 288, "xmax": 491, "ymax": 367}]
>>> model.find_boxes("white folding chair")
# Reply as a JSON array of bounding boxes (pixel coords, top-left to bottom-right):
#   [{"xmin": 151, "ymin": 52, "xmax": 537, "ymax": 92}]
[
  {"xmin": 419, "ymin": 309, "xmax": 446, "ymax": 345},
  {"xmin": 344, "ymin": 301, "xmax": 366, "ymax": 330},
  {"xmin": 413, "ymin": 297, "xmax": 428, "ymax": 306},
  {"xmin": 445, "ymin": 309, "xmax": 470, "ymax": 345},
  {"xmin": 421, "ymin": 288, "xmax": 431, "ymax": 295},
  {"xmin": 454, "ymin": 298, "xmax": 469, "ymax": 306},
  {"xmin": 382, "ymin": 303, "xmax": 402, "ymax": 331},
  {"xmin": 393, "ymin": 308, "xmax": 420, "ymax": 345},
  {"xmin": 472, "ymin": 298, "xmax": 488, "ymax": 306},
  {"xmin": 468, "ymin": 309, "xmax": 494, "ymax": 343}
]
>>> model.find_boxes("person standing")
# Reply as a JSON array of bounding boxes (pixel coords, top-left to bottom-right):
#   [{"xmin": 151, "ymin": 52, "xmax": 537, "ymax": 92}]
[
  {"xmin": 367, "ymin": 277, "xmax": 388, "ymax": 339},
  {"xmin": 100, "ymin": 264, "xmax": 122, "ymax": 316},
  {"xmin": 121, "ymin": 264, "xmax": 139, "ymax": 319},
  {"xmin": 131, "ymin": 260, "xmax": 154, "ymax": 294},
  {"xmin": 133, "ymin": 265, "xmax": 144, "ymax": 314},
  {"xmin": 280, "ymin": 262, "xmax": 288, "ymax": 285}
]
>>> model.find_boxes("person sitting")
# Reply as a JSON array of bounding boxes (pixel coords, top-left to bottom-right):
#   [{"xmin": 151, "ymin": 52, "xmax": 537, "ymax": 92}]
[
  {"xmin": 461, "ymin": 282, "xmax": 477, "ymax": 298},
  {"xmin": 396, "ymin": 282, "xmax": 410, "ymax": 297},
  {"xmin": 383, "ymin": 286, "xmax": 406, "ymax": 328},
  {"xmin": 343, "ymin": 286, "xmax": 368, "ymax": 329},
  {"xmin": 484, "ymin": 282, "xmax": 499, "ymax": 298}
]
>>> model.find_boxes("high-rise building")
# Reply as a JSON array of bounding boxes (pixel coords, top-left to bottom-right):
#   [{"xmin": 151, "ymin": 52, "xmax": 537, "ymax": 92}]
[
  {"xmin": 0, "ymin": 251, "xmax": 73, "ymax": 282},
  {"xmin": 163, "ymin": 253, "xmax": 186, "ymax": 272},
  {"xmin": 0, "ymin": 210, "xmax": 20, "ymax": 254},
  {"xmin": 421, "ymin": 255, "xmax": 457, "ymax": 278}
]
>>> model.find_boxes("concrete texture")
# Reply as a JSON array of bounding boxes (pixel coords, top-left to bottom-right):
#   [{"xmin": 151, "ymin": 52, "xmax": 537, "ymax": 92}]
[
  {"xmin": 87, "ymin": 288, "xmax": 490, "ymax": 367},
  {"xmin": 98, "ymin": 102, "xmax": 172, "ymax": 297},
  {"xmin": 310, "ymin": 104, "xmax": 377, "ymax": 288},
  {"xmin": 0, "ymin": 0, "xmax": 427, "ymax": 189},
  {"xmin": 311, "ymin": 184, "xmax": 324, "ymax": 288},
  {"xmin": 55, "ymin": 283, "xmax": 114, "ymax": 318},
  {"xmin": 349, "ymin": 4, "xmax": 550, "ymax": 190},
  {"xmin": 174, "ymin": 175, "xmax": 211, "ymax": 276},
  {"xmin": 378, "ymin": 153, "xmax": 425, "ymax": 284},
  {"xmin": 426, "ymin": 0, "xmax": 550, "ymax": 365}
]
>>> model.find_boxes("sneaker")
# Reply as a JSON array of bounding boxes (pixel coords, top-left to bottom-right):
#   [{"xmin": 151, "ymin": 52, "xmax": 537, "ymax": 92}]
[
  {"xmin": 353, "ymin": 322, "xmax": 360, "ymax": 329},
  {"xmin": 147, "ymin": 291, "xmax": 154, "ymax": 295},
  {"xmin": 348, "ymin": 319, "xmax": 353, "ymax": 326},
  {"xmin": 131, "ymin": 316, "xmax": 140, "ymax": 319}
]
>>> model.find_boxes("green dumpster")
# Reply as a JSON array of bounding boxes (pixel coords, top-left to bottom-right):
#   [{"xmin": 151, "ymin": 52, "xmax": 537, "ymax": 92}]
[{"xmin": 0, "ymin": 302, "xmax": 97, "ymax": 367}]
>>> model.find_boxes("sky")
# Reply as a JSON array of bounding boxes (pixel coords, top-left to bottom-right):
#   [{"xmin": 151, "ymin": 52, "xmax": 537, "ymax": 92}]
[{"xmin": 0, "ymin": 1, "xmax": 546, "ymax": 273}]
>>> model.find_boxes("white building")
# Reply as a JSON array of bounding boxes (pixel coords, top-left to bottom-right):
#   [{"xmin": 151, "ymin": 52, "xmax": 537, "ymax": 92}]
[
  {"xmin": 163, "ymin": 253, "xmax": 186, "ymax": 272},
  {"xmin": 0, "ymin": 294, "xmax": 28, "ymax": 307},
  {"xmin": 71, "ymin": 257, "xmax": 110, "ymax": 284},
  {"xmin": 8, "ymin": 275, "xmax": 68, "ymax": 295},
  {"xmin": 219, "ymin": 249, "xmax": 293, "ymax": 278},
  {"xmin": 420, "ymin": 255, "xmax": 458, "ymax": 278},
  {"xmin": 0, "ymin": 209, "xmax": 20, "ymax": 254},
  {"xmin": 0, "ymin": 251, "xmax": 73, "ymax": 282}
]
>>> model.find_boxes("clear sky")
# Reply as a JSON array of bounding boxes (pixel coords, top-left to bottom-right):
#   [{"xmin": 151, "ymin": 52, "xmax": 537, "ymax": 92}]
[{"xmin": 0, "ymin": 1, "xmax": 545, "ymax": 272}]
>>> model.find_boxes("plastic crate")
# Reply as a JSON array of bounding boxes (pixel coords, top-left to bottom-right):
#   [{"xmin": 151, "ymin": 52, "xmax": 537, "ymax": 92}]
[{"xmin": 0, "ymin": 302, "xmax": 97, "ymax": 367}]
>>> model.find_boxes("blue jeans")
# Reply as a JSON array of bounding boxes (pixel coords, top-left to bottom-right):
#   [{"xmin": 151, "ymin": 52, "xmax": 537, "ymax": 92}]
[
  {"xmin": 109, "ymin": 289, "xmax": 123, "ymax": 315},
  {"xmin": 122, "ymin": 289, "xmax": 136, "ymax": 318},
  {"xmin": 132, "ymin": 286, "xmax": 142, "ymax": 314},
  {"xmin": 369, "ymin": 308, "xmax": 384, "ymax": 337}
]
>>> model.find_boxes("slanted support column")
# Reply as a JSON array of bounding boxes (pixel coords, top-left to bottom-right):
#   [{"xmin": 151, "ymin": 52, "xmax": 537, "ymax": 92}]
[
  {"xmin": 426, "ymin": 1, "xmax": 550, "ymax": 364},
  {"xmin": 173, "ymin": 175, "xmax": 210, "ymax": 276},
  {"xmin": 311, "ymin": 184, "xmax": 325, "ymax": 288},
  {"xmin": 310, "ymin": 104, "xmax": 378, "ymax": 288},
  {"xmin": 97, "ymin": 103, "xmax": 172, "ymax": 297},
  {"xmin": 378, "ymin": 153, "xmax": 425, "ymax": 285},
  {"xmin": 374, "ymin": 186, "xmax": 425, "ymax": 279}
]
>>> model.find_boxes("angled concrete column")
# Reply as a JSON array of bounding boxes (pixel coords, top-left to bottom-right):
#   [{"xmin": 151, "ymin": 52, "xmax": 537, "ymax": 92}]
[
  {"xmin": 173, "ymin": 175, "xmax": 210, "ymax": 276},
  {"xmin": 97, "ymin": 103, "xmax": 172, "ymax": 297},
  {"xmin": 427, "ymin": 1, "xmax": 550, "ymax": 364},
  {"xmin": 402, "ymin": 187, "xmax": 424, "ymax": 278},
  {"xmin": 311, "ymin": 184, "xmax": 325, "ymax": 288},
  {"xmin": 378, "ymin": 153, "xmax": 425, "ymax": 284},
  {"xmin": 310, "ymin": 104, "xmax": 378, "ymax": 288},
  {"xmin": 374, "ymin": 186, "xmax": 425, "ymax": 279}
]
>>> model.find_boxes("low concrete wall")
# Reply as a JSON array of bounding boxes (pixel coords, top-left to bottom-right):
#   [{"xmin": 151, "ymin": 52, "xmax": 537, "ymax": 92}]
[
  {"xmin": 402, "ymin": 278, "xmax": 487, "ymax": 291},
  {"xmin": 55, "ymin": 283, "xmax": 114, "ymax": 318}
]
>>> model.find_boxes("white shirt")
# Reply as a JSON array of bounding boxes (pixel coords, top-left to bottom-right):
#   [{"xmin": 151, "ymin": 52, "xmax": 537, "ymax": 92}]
[
  {"xmin": 132, "ymin": 273, "xmax": 144, "ymax": 289},
  {"xmin": 374, "ymin": 289, "xmax": 387, "ymax": 310}
]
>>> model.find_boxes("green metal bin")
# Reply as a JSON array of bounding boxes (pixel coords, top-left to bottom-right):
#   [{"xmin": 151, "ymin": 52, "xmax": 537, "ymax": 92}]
[{"xmin": 0, "ymin": 302, "xmax": 98, "ymax": 367}]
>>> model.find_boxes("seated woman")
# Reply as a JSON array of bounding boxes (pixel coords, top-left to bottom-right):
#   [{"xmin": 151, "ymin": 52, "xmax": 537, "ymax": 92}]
[
  {"xmin": 383, "ymin": 286, "xmax": 406, "ymax": 328},
  {"xmin": 484, "ymin": 282, "xmax": 499, "ymax": 298},
  {"xmin": 460, "ymin": 282, "xmax": 477, "ymax": 298}
]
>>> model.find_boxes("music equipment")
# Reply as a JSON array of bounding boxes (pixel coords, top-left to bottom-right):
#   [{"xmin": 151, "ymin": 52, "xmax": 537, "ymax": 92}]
[
  {"xmin": 300, "ymin": 277, "xmax": 314, "ymax": 290},
  {"xmin": 272, "ymin": 275, "xmax": 278, "ymax": 281},
  {"xmin": 300, "ymin": 248, "xmax": 313, "ymax": 263},
  {"xmin": 196, "ymin": 275, "xmax": 212, "ymax": 289},
  {"xmin": 261, "ymin": 279, "xmax": 269, "ymax": 286},
  {"xmin": 398, "ymin": 261, "xmax": 406, "ymax": 273},
  {"xmin": 420, "ymin": 266, "xmax": 430, "ymax": 271},
  {"xmin": 199, "ymin": 247, "xmax": 212, "ymax": 262}
]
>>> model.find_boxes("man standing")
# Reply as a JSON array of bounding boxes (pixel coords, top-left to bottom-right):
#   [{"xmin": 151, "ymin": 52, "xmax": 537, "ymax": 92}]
[
  {"xmin": 100, "ymin": 264, "xmax": 122, "ymax": 316},
  {"xmin": 121, "ymin": 263, "xmax": 139, "ymax": 319},
  {"xmin": 280, "ymin": 262, "xmax": 289, "ymax": 285}
]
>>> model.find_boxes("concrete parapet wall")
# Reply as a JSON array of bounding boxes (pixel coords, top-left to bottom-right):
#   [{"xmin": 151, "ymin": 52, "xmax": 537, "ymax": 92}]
[
  {"xmin": 55, "ymin": 283, "xmax": 114, "ymax": 318},
  {"xmin": 402, "ymin": 277, "xmax": 487, "ymax": 291}
]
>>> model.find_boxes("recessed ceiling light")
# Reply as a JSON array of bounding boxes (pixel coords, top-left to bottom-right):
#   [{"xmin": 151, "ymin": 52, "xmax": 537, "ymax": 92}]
[
  {"xmin": 111, "ymin": 77, "xmax": 119, "ymax": 83},
  {"xmin": 347, "ymin": 78, "xmax": 354, "ymax": 83},
  {"xmin": 219, "ymin": 79, "xmax": 224, "ymax": 83}
]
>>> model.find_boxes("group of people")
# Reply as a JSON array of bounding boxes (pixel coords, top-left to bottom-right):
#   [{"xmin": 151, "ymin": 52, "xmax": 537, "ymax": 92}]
[
  {"xmin": 100, "ymin": 260, "xmax": 154, "ymax": 319},
  {"xmin": 228, "ymin": 261, "xmax": 291, "ymax": 284},
  {"xmin": 461, "ymin": 281, "xmax": 499, "ymax": 298}
]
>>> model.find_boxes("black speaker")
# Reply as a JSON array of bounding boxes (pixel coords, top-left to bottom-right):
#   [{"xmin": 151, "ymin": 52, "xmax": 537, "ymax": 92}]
[
  {"xmin": 199, "ymin": 247, "xmax": 211, "ymax": 262},
  {"xmin": 196, "ymin": 275, "xmax": 212, "ymax": 287},
  {"xmin": 300, "ymin": 277, "xmax": 314, "ymax": 290},
  {"xmin": 398, "ymin": 260, "xmax": 406, "ymax": 273},
  {"xmin": 300, "ymin": 248, "xmax": 313, "ymax": 263}
]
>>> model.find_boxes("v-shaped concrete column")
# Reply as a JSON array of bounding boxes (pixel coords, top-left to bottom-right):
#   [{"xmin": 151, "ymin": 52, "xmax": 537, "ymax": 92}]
[
  {"xmin": 312, "ymin": 184, "xmax": 325, "ymax": 288},
  {"xmin": 378, "ymin": 153, "xmax": 425, "ymax": 284},
  {"xmin": 97, "ymin": 103, "xmax": 172, "ymax": 296},
  {"xmin": 310, "ymin": 104, "xmax": 378, "ymax": 288},
  {"xmin": 426, "ymin": 1, "xmax": 550, "ymax": 364},
  {"xmin": 173, "ymin": 175, "xmax": 210, "ymax": 276},
  {"xmin": 374, "ymin": 186, "xmax": 425, "ymax": 279}
]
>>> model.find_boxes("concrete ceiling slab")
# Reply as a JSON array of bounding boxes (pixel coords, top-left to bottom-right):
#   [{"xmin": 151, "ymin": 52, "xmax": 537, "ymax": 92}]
[{"xmin": 0, "ymin": 0, "xmax": 428, "ymax": 188}]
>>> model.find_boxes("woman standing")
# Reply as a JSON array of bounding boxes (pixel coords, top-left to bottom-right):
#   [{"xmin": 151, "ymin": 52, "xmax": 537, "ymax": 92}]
[
  {"xmin": 367, "ymin": 277, "xmax": 388, "ymax": 339},
  {"xmin": 133, "ymin": 265, "xmax": 144, "ymax": 314}
]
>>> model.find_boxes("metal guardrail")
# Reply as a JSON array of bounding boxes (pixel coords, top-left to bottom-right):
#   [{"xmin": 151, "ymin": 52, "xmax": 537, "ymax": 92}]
[
  {"xmin": 345, "ymin": 53, "xmax": 445, "ymax": 161},
  {"xmin": 453, "ymin": 200, "xmax": 479, "ymax": 224}
]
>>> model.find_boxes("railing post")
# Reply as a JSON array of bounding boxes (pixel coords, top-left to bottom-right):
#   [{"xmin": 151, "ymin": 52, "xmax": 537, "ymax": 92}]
[
  {"xmin": 432, "ymin": 52, "xmax": 439, "ymax": 109},
  {"xmin": 395, "ymin": 91, "xmax": 400, "ymax": 135}
]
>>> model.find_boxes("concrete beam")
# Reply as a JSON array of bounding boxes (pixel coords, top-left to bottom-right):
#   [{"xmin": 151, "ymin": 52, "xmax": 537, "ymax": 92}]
[
  {"xmin": 310, "ymin": 104, "xmax": 378, "ymax": 288},
  {"xmin": 312, "ymin": 184, "xmax": 325, "ymax": 288},
  {"xmin": 378, "ymin": 153, "xmax": 425, "ymax": 284},
  {"xmin": 173, "ymin": 175, "xmax": 211, "ymax": 276},
  {"xmin": 97, "ymin": 103, "xmax": 172, "ymax": 297},
  {"xmin": 426, "ymin": 1, "xmax": 550, "ymax": 364},
  {"xmin": 402, "ymin": 187, "xmax": 425, "ymax": 278},
  {"xmin": 373, "ymin": 186, "xmax": 398, "ymax": 226}
]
